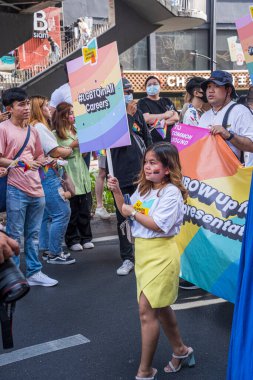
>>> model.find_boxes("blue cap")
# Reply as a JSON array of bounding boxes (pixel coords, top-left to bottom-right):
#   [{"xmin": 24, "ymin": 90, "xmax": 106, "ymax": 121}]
[{"xmin": 201, "ymin": 70, "xmax": 237, "ymax": 99}]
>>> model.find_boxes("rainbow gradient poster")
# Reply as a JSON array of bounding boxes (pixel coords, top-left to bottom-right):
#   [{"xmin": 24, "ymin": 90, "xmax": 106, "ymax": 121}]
[
  {"xmin": 236, "ymin": 13, "xmax": 253, "ymax": 82},
  {"xmin": 67, "ymin": 41, "xmax": 130, "ymax": 152},
  {"xmin": 172, "ymin": 124, "xmax": 252, "ymax": 303}
]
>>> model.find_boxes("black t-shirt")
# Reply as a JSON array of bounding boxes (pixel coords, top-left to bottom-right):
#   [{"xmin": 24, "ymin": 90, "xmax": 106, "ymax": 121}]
[
  {"xmin": 137, "ymin": 97, "xmax": 177, "ymax": 143},
  {"xmin": 109, "ymin": 110, "xmax": 152, "ymax": 189}
]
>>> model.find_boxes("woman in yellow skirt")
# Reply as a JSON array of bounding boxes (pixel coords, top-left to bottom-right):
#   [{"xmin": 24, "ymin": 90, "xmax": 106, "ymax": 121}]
[{"xmin": 108, "ymin": 142, "xmax": 195, "ymax": 380}]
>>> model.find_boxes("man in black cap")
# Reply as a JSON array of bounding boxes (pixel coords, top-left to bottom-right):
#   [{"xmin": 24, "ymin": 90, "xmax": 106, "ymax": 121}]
[
  {"xmin": 110, "ymin": 78, "xmax": 152, "ymax": 276},
  {"xmin": 199, "ymin": 70, "xmax": 253, "ymax": 163}
]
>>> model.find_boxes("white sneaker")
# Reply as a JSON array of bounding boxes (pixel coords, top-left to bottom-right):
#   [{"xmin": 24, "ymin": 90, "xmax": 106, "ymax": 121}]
[
  {"xmin": 83, "ymin": 242, "xmax": 94, "ymax": 249},
  {"xmin": 70, "ymin": 243, "xmax": 83, "ymax": 251},
  {"xmin": 27, "ymin": 271, "xmax": 58, "ymax": 287},
  {"xmin": 95, "ymin": 207, "xmax": 111, "ymax": 220},
  {"xmin": 116, "ymin": 260, "xmax": 134, "ymax": 276}
]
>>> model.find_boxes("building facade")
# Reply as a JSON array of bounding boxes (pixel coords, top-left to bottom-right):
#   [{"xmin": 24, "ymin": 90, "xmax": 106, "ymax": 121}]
[{"xmin": 121, "ymin": 0, "xmax": 252, "ymax": 107}]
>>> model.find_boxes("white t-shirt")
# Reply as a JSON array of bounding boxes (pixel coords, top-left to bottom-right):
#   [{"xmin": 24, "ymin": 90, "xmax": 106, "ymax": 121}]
[
  {"xmin": 50, "ymin": 83, "xmax": 72, "ymax": 108},
  {"xmin": 199, "ymin": 101, "xmax": 253, "ymax": 161},
  {"xmin": 130, "ymin": 184, "xmax": 184, "ymax": 239},
  {"xmin": 35, "ymin": 122, "xmax": 58, "ymax": 155},
  {"xmin": 183, "ymin": 104, "xmax": 201, "ymax": 126}
]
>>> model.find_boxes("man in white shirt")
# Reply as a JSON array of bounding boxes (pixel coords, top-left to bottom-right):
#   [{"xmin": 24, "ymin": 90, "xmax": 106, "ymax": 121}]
[
  {"xmin": 50, "ymin": 82, "xmax": 72, "ymax": 114},
  {"xmin": 199, "ymin": 70, "xmax": 253, "ymax": 164}
]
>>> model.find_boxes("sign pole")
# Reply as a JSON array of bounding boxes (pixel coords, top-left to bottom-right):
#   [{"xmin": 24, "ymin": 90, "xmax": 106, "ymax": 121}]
[{"xmin": 106, "ymin": 148, "xmax": 114, "ymax": 177}]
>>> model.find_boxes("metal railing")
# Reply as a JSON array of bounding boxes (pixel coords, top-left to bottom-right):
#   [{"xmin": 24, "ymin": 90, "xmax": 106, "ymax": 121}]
[
  {"xmin": 159, "ymin": 0, "xmax": 206, "ymax": 14},
  {"xmin": 0, "ymin": 22, "xmax": 110, "ymax": 90}
]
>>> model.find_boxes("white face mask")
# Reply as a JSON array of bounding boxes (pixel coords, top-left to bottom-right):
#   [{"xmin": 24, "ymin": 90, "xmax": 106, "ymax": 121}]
[
  {"xmin": 146, "ymin": 84, "xmax": 160, "ymax": 96},
  {"xmin": 124, "ymin": 94, "xmax": 133, "ymax": 104}
]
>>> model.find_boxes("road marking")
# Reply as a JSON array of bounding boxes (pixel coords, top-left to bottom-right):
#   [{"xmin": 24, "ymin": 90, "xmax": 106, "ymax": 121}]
[
  {"xmin": 172, "ymin": 297, "xmax": 227, "ymax": 310},
  {"xmin": 0, "ymin": 334, "xmax": 90, "ymax": 367},
  {"xmin": 92, "ymin": 235, "xmax": 118, "ymax": 242}
]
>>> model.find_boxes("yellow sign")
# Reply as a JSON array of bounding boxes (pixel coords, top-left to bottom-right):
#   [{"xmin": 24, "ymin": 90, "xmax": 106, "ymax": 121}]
[{"xmin": 250, "ymin": 5, "xmax": 253, "ymax": 19}]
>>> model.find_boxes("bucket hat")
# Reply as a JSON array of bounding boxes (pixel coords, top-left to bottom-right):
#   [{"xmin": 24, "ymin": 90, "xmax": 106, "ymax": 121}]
[{"xmin": 201, "ymin": 70, "xmax": 237, "ymax": 99}]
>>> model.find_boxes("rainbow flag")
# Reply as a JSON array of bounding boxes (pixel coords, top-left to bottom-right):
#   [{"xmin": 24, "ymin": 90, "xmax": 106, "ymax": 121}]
[
  {"xmin": 152, "ymin": 119, "xmax": 167, "ymax": 139},
  {"xmin": 172, "ymin": 123, "xmax": 252, "ymax": 303},
  {"xmin": 39, "ymin": 162, "xmax": 55, "ymax": 180},
  {"xmin": 9, "ymin": 159, "xmax": 32, "ymax": 172},
  {"xmin": 97, "ymin": 149, "xmax": 106, "ymax": 157}
]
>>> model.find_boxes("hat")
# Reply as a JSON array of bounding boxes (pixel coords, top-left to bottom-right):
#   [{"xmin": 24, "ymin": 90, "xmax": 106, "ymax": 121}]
[
  {"xmin": 201, "ymin": 70, "xmax": 237, "ymax": 99},
  {"xmin": 122, "ymin": 77, "xmax": 133, "ymax": 91}
]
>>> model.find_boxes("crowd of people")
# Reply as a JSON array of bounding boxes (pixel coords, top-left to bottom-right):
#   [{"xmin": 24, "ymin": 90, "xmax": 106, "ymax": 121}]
[{"xmin": 0, "ymin": 68, "xmax": 253, "ymax": 379}]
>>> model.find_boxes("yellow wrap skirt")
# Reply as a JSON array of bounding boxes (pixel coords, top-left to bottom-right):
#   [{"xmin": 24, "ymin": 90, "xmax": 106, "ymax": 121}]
[{"xmin": 135, "ymin": 237, "xmax": 180, "ymax": 308}]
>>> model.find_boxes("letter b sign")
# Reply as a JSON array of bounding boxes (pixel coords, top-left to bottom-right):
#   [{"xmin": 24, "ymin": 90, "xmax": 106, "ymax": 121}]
[{"xmin": 34, "ymin": 10, "xmax": 48, "ymax": 31}]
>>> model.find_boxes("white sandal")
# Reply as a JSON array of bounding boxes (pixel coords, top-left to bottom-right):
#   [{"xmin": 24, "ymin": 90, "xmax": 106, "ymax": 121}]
[
  {"xmin": 135, "ymin": 368, "xmax": 158, "ymax": 379},
  {"xmin": 164, "ymin": 347, "xmax": 195, "ymax": 373}
]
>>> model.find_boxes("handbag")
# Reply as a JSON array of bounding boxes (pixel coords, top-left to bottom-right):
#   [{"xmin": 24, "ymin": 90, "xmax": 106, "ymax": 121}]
[
  {"xmin": 0, "ymin": 126, "xmax": 31, "ymax": 213},
  {"xmin": 61, "ymin": 169, "xmax": 76, "ymax": 197}
]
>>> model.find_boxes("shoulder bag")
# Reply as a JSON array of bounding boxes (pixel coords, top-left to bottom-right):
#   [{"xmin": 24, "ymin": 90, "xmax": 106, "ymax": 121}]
[{"xmin": 0, "ymin": 126, "xmax": 30, "ymax": 212}]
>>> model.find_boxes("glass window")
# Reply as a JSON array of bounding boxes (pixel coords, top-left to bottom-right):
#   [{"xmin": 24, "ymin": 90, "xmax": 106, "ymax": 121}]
[
  {"xmin": 120, "ymin": 38, "xmax": 148, "ymax": 70},
  {"xmin": 155, "ymin": 30, "xmax": 209, "ymax": 71},
  {"xmin": 217, "ymin": 30, "xmax": 247, "ymax": 70}
]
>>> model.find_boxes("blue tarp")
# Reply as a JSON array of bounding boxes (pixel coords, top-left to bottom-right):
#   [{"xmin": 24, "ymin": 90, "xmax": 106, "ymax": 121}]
[{"xmin": 227, "ymin": 174, "xmax": 253, "ymax": 379}]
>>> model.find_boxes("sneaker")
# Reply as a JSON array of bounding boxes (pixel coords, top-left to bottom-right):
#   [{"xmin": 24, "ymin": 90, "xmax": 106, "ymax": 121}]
[
  {"xmin": 41, "ymin": 250, "xmax": 49, "ymax": 261},
  {"xmin": 47, "ymin": 253, "xmax": 76, "ymax": 265},
  {"xmin": 179, "ymin": 280, "xmax": 199, "ymax": 290},
  {"xmin": 42, "ymin": 250, "xmax": 70, "ymax": 260},
  {"xmin": 95, "ymin": 207, "xmax": 111, "ymax": 220},
  {"xmin": 27, "ymin": 271, "xmax": 58, "ymax": 287},
  {"xmin": 83, "ymin": 242, "xmax": 94, "ymax": 249},
  {"xmin": 116, "ymin": 260, "xmax": 134, "ymax": 276},
  {"xmin": 70, "ymin": 243, "xmax": 83, "ymax": 251}
]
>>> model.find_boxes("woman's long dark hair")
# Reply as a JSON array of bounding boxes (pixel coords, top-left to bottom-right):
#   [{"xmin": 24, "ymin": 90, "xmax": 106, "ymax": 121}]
[{"xmin": 137, "ymin": 142, "xmax": 188, "ymax": 201}]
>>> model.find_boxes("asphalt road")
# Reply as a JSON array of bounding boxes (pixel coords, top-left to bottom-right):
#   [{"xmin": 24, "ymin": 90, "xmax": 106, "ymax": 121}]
[{"xmin": 0, "ymin": 225, "xmax": 233, "ymax": 380}]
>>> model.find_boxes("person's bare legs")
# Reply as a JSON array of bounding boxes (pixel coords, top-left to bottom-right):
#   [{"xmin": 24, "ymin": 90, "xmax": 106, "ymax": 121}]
[
  {"xmin": 95, "ymin": 167, "xmax": 106, "ymax": 208},
  {"xmin": 136, "ymin": 293, "xmax": 160, "ymax": 378},
  {"xmin": 159, "ymin": 306, "xmax": 189, "ymax": 369}
]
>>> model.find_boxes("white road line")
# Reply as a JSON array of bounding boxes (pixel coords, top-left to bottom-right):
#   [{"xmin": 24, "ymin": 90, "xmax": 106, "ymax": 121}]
[
  {"xmin": 172, "ymin": 297, "xmax": 227, "ymax": 310},
  {"xmin": 92, "ymin": 235, "xmax": 118, "ymax": 242},
  {"xmin": 0, "ymin": 334, "xmax": 90, "ymax": 367}
]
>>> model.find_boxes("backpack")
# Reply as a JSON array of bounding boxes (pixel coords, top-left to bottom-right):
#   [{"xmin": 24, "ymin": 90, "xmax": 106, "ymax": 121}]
[{"xmin": 222, "ymin": 103, "xmax": 248, "ymax": 164}]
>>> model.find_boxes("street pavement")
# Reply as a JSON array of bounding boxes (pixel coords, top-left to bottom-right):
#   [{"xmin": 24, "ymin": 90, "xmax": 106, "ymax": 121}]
[{"xmin": 0, "ymin": 217, "xmax": 233, "ymax": 380}]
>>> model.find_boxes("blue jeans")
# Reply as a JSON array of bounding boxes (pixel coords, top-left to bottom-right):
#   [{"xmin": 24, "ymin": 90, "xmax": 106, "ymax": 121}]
[
  {"xmin": 39, "ymin": 169, "xmax": 71, "ymax": 255},
  {"xmin": 6, "ymin": 185, "xmax": 45, "ymax": 278}
]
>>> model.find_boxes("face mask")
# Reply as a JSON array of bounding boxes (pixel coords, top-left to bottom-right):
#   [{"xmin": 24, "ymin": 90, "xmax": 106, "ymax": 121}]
[
  {"xmin": 124, "ymin": 94, "xmax": 133, "ymax": 104},
  {"xmin": 146, "ymin": 85, "xmax": 160, "ymax": 96}
]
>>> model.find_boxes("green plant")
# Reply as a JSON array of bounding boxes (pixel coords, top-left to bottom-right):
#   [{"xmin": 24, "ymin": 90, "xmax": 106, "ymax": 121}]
[{"xmin": 89, "ymin": 170, "xmax": 115, "ymax": 213}]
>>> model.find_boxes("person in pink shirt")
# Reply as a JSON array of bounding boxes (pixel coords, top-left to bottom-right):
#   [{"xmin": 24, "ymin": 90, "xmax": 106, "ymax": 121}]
[{"xmin": 0, "ymin": 88, "xmax": 58, "ymax": 287}]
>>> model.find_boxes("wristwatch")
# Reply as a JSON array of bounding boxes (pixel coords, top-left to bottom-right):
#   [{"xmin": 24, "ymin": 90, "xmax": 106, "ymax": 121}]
[
  {"xmin": 130, "ymin": 210, "xmax": 137, "ymax": 221},
  {"xmin": 226, "ymin": 131, "xmax": 235, "ymax": 141}
]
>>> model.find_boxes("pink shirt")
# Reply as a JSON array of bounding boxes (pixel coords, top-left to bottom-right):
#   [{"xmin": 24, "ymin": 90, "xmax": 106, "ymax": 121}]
[{"xmin": 0, "ymin": 120, "xmax": 44, "ymax": 197}]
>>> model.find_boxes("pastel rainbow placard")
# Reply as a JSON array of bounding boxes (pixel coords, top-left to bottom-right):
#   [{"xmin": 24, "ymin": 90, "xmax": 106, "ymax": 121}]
[
  {"xmin": 236, "ymin": 14, "xmax": 253, "ymax": 82},
  {"xmin": 172, "ymin": 124, "xmax": 252, "ymax": 303},
  {"xmin": 67, "ymin": 41, "xmax": 131, "ymax": 152}
]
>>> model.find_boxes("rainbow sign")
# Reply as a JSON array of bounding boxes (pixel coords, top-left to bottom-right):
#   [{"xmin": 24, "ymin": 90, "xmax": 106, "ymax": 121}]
[
  {"xmin": 236, "ymin": 13, "xmax": 253, "ymax": 82},
  {"xmin": 67, "ymin": 41, "xmax": 131, "ymax": 153},
  {"xmin": 172, "ymin": 124, "xmax": 252, "ymax": 303}
]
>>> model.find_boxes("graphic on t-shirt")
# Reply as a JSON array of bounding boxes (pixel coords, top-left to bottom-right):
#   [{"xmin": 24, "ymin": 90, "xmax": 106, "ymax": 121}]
[
  {"xmin": 132, "ymin": 122, "xmax": 141, "ymax": 133},
  {"xmin": 151, "ymin": 119, "xmax": 167, "ymax": 139},
  {"xmin": 133, "ymin": 199, "xmax": 155, "ymax": 215}
]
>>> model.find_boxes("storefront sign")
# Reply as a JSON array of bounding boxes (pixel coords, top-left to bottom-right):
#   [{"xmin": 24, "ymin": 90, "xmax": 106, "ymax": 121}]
[{"xmin": 125, "ymin": 70, "xmax": 251, "ymax": 93}]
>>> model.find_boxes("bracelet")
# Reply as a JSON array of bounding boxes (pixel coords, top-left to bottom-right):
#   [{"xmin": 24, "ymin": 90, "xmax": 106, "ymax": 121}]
[{"xmin": 226, "ymin": 131, "xmax": 235, "ymax": 141}]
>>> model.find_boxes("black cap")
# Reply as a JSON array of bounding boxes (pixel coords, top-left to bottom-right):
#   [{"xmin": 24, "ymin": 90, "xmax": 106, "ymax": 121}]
[{"xmin": 201, "ymin": 70, "xmax": 237, "ymax": 99}]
